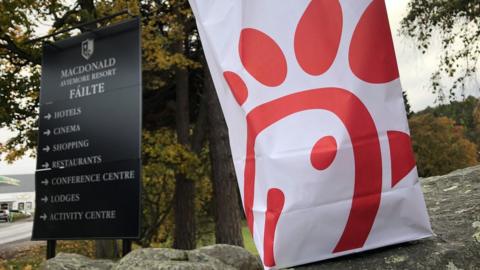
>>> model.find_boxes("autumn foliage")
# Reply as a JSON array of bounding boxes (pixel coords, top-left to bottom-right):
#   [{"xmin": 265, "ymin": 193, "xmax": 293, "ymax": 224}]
[
  {"xmin": 409, "ymin": 113, "xmax": 478, "ymax": 177},
  {"xmin": 140, "ymin": 129, "xmax": 212, "ymax": 247}
]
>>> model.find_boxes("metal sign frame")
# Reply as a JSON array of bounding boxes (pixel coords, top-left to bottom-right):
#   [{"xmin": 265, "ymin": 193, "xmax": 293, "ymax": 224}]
[{"xmin": 33, "ymin": 17, "xmax": 142, "ymax": 249}]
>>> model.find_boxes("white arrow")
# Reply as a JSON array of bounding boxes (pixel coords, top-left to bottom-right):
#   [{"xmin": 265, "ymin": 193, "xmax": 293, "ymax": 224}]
[
  {"xmin": 40, "ymin": 213, "xmax": 47, "ymax": 221},
  {"xmin": 42, "ymin": 145, "xmax": 50, "ymax": 152},
  {"xmin": 41, "ymin": 179, "xmax": 49, "ymax": 186},
  {"xmin": 43, "ymin": 129, "xmax": 51, "ymax": 136},
  {"xmin": 41, "ymin": 162, "xmax": 49, "ymax": 169},
  {"xmin": 44, "ymin": 113, "xmax": 52, "ymax": 120},
  {"xmin": 41, "ymin": 196, "xmax": 48, "ymax": 203}
]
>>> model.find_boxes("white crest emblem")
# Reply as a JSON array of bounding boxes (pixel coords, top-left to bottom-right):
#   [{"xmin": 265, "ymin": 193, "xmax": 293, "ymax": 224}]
[{"xmin": 81, "ymin": 38, "xmax": 94, "ymax": 60}]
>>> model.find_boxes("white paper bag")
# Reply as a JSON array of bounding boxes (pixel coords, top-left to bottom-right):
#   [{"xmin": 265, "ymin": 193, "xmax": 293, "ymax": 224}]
[{"xmin": 188, "ymin": 0, "xmax": 433, "ymax": 268}]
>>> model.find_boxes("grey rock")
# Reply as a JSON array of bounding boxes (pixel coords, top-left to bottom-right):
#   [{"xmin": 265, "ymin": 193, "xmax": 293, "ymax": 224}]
[
  {"xmin": 113, "ymin": 247, "xmax": 230, "ymax": 270},
  {"xmin": 39, "ymin": 253, "xmax": 115, "ymax": 270},
  {"xmin": 115, "ymin": 248, "xmax": 187, "ymax": 266},
  {"xmin": 197, "ymin": 244, "xmax": 263, "ymax": 270},
  {"xmin": 41, "ymin": 245, "xmax": 261, "ymax": 270},
  {"xmin": 294, "ymin": 165, "xmax": 480, "ymax": 270}
]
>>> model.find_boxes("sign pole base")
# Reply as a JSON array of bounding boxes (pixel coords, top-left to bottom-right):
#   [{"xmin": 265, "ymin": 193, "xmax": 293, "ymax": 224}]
[
  {"xmin": 122, "ymin": 239, "xmax": 132, "ymax": 256},
  {"xmin": 46, "ymin": 240, "xmax": 56, "ymax": 259}
]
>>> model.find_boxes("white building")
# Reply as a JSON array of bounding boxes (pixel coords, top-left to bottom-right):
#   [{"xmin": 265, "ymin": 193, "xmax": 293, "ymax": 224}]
[{"xmin": 0, "ymin": 174, "xmax": 35, "ymax": 213}]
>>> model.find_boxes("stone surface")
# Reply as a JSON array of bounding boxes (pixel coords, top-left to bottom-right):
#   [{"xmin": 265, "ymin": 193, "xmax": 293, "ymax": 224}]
[
  {"xmin": 114, "ymin": 247, "xmax": 232, "ymax": 270},
  {"xmin": 294, "ymin": 166, "xmax": 480, "ymax": 270},
  {"xmin": 40, "ymin": 244, "xmax": 262, "ymax": 270},
  {"xmin": 197, "ymin": 244, "xmax": 263, "ymax": 270},
  {"xmin": 39, "ymin": 253, "xmax": 115, "ymax": 270}
]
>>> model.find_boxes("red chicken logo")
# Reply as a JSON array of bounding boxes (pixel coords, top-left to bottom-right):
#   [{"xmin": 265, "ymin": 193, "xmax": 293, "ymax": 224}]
[{"xmin": 221, "ymin": 0, "xmax": 417, "ymax": 267}]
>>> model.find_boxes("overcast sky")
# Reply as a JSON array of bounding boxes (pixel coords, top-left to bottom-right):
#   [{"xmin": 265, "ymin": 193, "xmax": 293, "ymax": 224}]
[{"xmin": 0, "ymin": 0, "xmax": 478, "ymax": 175}]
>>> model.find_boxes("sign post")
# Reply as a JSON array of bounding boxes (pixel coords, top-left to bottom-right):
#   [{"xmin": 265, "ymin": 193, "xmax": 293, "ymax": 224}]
[
  {"xmin": 46, "ymin": 240, "xmax": 56, "ymax": 259},
  {"xmin": 32, "ymin": 18, "xmax": 142, "ymax": 257}
]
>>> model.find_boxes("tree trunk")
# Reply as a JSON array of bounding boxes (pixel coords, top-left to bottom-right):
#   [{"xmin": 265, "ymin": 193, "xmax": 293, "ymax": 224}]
[
  {"xmin": 205, "ymin": 66, "xmax": 244, "ymax": 247},
  {"xmin": 95, "ymin": 240, "xmax": 119, "ymax": 259},
  {"xmin": 173, "ymin": 58, "xmax": 196, "ymax": 250},
  {"xmin": 173, "ymin": 175, "xmax": 196, "ymax": 249}
]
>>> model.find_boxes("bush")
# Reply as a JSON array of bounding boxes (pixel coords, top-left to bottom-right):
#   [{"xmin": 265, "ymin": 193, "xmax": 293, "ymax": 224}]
[
  {"xmin": 10, "ymin": 212, "xmax": 30, "ymax": 222},
  {"xmin": 410, "ymin": 113, "xmax": 478, "ymax": 177}
]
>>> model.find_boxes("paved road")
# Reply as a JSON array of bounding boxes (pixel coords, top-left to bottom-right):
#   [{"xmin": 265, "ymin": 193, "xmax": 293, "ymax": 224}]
[{"xmin": 0, "ymin": 219, "xmax": 33, "ymax": 246}]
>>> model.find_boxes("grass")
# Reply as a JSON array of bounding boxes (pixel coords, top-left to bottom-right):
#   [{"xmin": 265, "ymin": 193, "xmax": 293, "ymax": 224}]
[
  {"xmin": 0, "ymin": 240, "xmax": 95, "ymax": 270},
  {"xmin": 242, "ymin": 224, "xmax": 258, "ymax": 255}
]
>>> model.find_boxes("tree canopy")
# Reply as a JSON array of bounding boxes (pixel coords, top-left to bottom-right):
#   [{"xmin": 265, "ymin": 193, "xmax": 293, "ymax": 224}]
[
  {"xmin": 418, "ymin": 95, "xmax": 479, "ymax": 142},
  {"xmin": 409, "ymin": 113, "xmax": 478, "ymax": 177},
  {"xmin": 401, "ymin": 0, "xmax": 480, "ymax": 101}
]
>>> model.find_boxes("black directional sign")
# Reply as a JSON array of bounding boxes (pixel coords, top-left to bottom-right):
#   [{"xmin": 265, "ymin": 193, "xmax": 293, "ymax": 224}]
[{"xmin": 32, "ymin": 18, "xmax": 141, "ymax": 240}]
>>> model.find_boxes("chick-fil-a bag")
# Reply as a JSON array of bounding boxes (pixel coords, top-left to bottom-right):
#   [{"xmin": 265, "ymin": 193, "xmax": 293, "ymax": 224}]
[{"xmin": 189, "ymin": 0, "xmax": 432, "ymax": 268}]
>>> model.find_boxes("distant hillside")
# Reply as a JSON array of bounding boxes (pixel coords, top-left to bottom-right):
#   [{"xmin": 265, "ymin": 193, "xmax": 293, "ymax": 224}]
[{"xmin": 414, "ymin": 96, "xmax": 479, "ymax": 143}]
